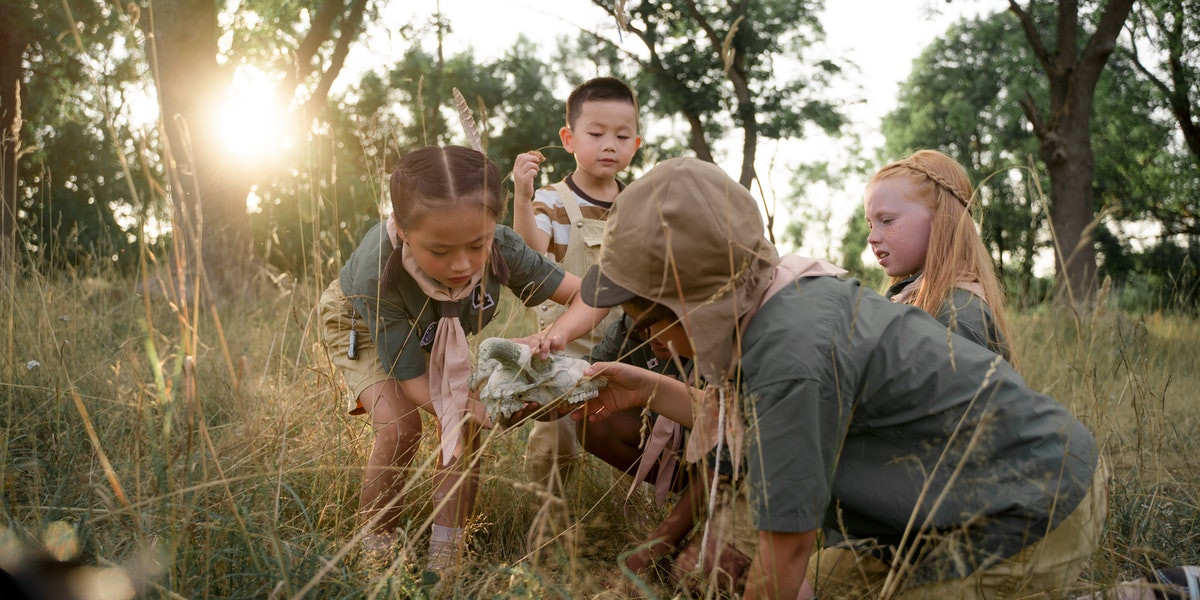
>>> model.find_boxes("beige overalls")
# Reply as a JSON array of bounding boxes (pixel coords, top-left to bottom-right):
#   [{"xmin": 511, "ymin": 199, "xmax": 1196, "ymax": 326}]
[{"xmin": 524, "ymin": 181, "xmax": 621, "ymax": 492}]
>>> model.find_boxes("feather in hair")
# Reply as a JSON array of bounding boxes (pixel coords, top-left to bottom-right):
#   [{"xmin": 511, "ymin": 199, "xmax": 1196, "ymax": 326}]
[{"xmin": 452, "ymin": 87, "xmax": 483, "ymax": 153}]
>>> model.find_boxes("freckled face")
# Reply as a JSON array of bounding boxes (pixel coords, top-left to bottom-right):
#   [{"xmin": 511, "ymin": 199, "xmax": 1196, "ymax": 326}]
[
  {"xmin": 864, "ymin": 178, "xmax": 933, "ymax": 278},
  {"xmin": 400, "ymin": 204, "xmax": 496, "ymax": 289}
]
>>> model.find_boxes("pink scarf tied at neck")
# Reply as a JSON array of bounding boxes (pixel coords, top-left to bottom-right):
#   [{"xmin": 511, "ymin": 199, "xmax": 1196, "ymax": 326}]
[{"xmin": 388, "ymin": 215, "xmax": 483, "ymax": 466}]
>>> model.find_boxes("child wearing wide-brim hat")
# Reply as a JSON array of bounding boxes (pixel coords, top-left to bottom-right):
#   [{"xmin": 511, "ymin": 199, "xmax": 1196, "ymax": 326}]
[{"xmin": 572, "ymin": 157, "xmax": 1104, "ymax": 599}]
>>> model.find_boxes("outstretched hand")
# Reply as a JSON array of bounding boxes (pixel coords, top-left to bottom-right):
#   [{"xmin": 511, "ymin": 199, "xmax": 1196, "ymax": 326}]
[
  {"xmin": 569, "ymin": 361, "xmax": 657, "ymax": 422},
  {"xmin": 508, "ymin": 332, "xmax": 566, "ymax": 360}
]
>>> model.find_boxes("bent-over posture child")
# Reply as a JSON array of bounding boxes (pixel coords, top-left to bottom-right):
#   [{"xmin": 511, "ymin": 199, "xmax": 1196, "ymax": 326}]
[
  {"xmin": 865, "ymin": 149, "xmax": 1013, "ymax": 361},
  {"xmin": 511, "ymin": 76, "xmax": 642, "ymax": 492},
  {"xmin": 572, "ymin": 157, "xmax": 1104, "ymax": 599},
  {"xmin": 317, "ymin": 146, "xmax": 606, "ymax": 570}
]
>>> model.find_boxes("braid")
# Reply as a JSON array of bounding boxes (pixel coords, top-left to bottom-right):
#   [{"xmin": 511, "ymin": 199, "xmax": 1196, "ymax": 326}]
[{"xmin": 900, "ymin": 160, "xmax": 970, "ymax": 210}]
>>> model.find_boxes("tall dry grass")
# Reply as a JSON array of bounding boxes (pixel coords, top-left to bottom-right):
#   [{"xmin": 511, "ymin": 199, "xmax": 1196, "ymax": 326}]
[
  {"xmin": 1010, "ymin": 304, "xmax": 1200, "ymax": 590},
  {"xmin": 1, "ymin": 267, "xmax": 1197, "ymax": 598},
  {"xmin": 0, "ymin": 270, "xmax": 669, "ymax": 599}
]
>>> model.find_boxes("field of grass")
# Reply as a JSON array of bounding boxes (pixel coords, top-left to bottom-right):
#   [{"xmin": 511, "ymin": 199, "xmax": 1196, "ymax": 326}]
[{"xmin": 1, "ymin": 270, "xmax": 1197, "ymax": 599}]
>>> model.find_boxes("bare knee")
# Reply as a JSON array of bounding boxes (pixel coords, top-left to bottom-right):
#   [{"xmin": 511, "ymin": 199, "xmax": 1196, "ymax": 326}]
[
  {"xmin": 361, "ymin": 381, "xmax": 423, "ymax": 458},
  {"xmin": 372, "ymin": 412, "xmax": 422, "ymax": 461}
]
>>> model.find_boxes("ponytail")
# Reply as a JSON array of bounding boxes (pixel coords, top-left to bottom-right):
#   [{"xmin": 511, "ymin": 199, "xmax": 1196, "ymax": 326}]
[
  {"xmin": 489, "ymin": 243, "xmax": 509, "ymax": 285},
  {"xmin": 379, "ymin": 244, "xmax": 406, "ymax": 294}
]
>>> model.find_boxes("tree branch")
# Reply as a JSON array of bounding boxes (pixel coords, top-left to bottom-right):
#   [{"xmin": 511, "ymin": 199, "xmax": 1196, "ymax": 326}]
[
  {"xmin": 1076, "ymin": 0, "xmax": 1136, "ymax": 84},
  {"xmin": 683, "ymin": 0, "xmax": 724, "ymax": 56},
  {"xmin": 280, "ymin": 0, "xmax": 343, "ymax": 94},
  {"xmin": 1019, "ymin": 90, "xmax": 1046, "ymax": 138},
  {"xmin": 302, "ymin": 0, "xmax": 368, "ymax": 117},
  {"xmin": 683, "ymin": 0, "xmax": 755, "ymax": 186},
  {"xmin": 1054, "ymin": 0, "xmax": 1078, "ymax": 73},
  {"xmin": 1008, "ymin": 0, "xmax": 1053, "ymax": 73},
  {"xmin": 1124, "ymin": 15, "xmax": 1173, "ymax": 101},
  {"xmin": 589, "ymin": 2, "xmax": 654, "ymax": 69}
]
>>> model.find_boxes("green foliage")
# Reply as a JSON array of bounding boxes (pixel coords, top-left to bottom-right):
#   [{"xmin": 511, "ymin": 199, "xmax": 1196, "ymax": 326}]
[
  {"xmin": 227, "ymin": 0, "xmax": 378, "ymax": 75},
  {"xmin": 15, "ymin": 0, "xmax": 1195, "ymax": 317},
  {"xmin": 484, "ymin": 36, "xmax": 582, "ymax": 189},
  {"xmin": 784, "ymin": 156, "xmax": 870, "ymax": 259},
  {"xmin": 1098, "ymin": 228, "xmax": 1200, "ymax": 313},
  {"xmin": 9, "ymin": 0, "xmax": 163, "ymax": 273},
  {"xmin": 1125, "ymin": 0, "xmax": 1200, "ymax": 174},
  {"xmin": 1092, "ymin": 53, "xmax": 1197, "ymax": 232},
  {"xmin": 589, "ymin": 0, "xmax": 846, "ymax": 186},
  {"xmin": 838, "ymin": 204, "xmax": 869, "ymax": 276}
]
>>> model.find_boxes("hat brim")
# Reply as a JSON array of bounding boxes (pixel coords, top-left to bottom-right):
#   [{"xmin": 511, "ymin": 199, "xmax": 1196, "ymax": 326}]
[{"xmin": 580, "ymin": 264, "xmax": 639, "ymax": 308}]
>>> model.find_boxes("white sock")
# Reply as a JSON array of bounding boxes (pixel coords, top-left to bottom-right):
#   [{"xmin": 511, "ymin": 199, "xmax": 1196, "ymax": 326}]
[{"xmin": 427, "ymin": 525, "xmax": 464, "ymax": 571}]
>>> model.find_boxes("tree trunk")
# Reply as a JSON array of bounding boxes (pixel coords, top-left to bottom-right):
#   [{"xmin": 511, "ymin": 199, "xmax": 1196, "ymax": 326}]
[
  {"xmin": 731, "ymin": 78, "xmax": 758, "ymax": 190},
  {"xmin": 685, "ymin": 112, "xmax": 714, "ymax": 162},
  {"xmin": 1009, "ymin": 0, "xmax": 1135, "ymax": 305},
  {"xmin": 0, "ymin": 2, "xmax": 27, "ymax": 269},
  {"xmin": 1041, "ymin": 114, "xmax": 1098, "ymax": 304},
  {"xmin": 148, "ymin": 0, "xmax": 254, "ymax": 297}
]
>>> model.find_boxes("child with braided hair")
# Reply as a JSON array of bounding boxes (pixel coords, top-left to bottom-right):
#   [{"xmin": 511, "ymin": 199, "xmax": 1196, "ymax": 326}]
[{"xmin": 864, "ymin": 149, "xmax": 1014, "ymax": 361}]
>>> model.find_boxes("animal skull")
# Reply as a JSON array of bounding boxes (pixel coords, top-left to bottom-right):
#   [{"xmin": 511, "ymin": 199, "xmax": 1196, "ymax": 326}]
[{"xmin": 469, "ymin": 337, "xmax": 607, "ymax": 422}]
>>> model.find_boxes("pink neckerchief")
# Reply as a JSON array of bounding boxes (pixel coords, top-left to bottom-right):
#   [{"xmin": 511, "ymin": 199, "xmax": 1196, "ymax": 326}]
[
  {"xmin": 389, "ymin": 214, "xmax": 483, "ymax": 466},
  {"xmin": 627, "ymin": 414, "xmax": 683, "ymax": 506},
  {"xmin": 685, "ymin": 255, "xmax": 847, "ymax": 468}
]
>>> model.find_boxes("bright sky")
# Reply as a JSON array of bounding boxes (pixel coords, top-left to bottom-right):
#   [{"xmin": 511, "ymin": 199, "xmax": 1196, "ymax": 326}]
[{"xmin": 353, "ymin": 0, "xmax": 994, "ymax": 254}]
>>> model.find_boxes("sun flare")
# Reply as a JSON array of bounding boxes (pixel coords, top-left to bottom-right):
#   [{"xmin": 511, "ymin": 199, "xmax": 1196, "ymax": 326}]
[{"xmin": 217, "ymin": 66, "xmax": 286, "ymax": 158}]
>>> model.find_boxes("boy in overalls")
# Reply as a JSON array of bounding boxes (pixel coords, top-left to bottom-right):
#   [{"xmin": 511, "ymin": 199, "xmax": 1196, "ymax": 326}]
[{"xmin": 510, "ymin": 76, "xmax": 641, "ymax": 492}]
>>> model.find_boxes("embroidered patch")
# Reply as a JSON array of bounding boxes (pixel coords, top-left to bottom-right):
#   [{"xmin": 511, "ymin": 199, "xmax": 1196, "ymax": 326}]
[
  {"xmin": 471, "ymin": 285, "xmax": 495, "ymax": 311},
  {"xmin": 420, "ymin": 322, "xmax": 438, "ymax": 347}
]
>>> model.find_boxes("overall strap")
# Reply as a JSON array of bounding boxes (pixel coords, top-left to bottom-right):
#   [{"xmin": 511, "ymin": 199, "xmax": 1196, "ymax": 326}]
[{"xmin": 551, "ymin": 180, "xmax": 585, "ymax": 225}]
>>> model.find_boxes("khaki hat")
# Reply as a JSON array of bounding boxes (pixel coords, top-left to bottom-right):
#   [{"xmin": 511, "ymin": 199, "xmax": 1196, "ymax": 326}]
[{"xmin": 581, "ymin": 157, "xmax": 779, "ymax": 381}]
